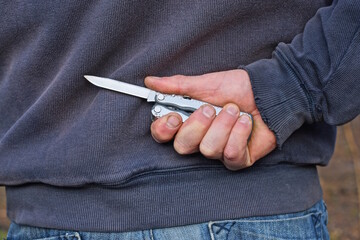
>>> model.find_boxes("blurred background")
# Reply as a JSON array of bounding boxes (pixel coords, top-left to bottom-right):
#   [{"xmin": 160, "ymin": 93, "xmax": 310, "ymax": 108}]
[{"xmin": 1, "ymin": 116, "xmax": 359, "ymax": 239}]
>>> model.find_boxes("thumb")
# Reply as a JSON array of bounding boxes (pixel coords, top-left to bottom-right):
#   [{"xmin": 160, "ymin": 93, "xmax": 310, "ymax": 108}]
[{"xmin": 144, "ymin": 73, "xmax": 222, "ymax": 101}]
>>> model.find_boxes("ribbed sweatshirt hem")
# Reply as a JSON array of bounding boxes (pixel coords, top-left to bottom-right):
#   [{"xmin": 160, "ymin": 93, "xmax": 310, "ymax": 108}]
[
  {"xmin": 242, "ymin": 48, "xmax": 314, "ymax": 148},
  {"xmin": 6, "ymin": 164, "xmax": 322, "ymax": 232}
]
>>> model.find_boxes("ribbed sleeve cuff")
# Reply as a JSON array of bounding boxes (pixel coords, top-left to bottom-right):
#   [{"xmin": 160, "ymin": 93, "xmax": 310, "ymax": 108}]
[{"xmin": 242, "ymin": 50, "xmax": 314, "ymax": 147}]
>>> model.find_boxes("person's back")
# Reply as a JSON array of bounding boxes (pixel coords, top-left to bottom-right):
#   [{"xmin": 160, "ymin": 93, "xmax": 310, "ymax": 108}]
[{"xmin": 1, "ymin": 1, "xmax": 359, "ymax": 239}]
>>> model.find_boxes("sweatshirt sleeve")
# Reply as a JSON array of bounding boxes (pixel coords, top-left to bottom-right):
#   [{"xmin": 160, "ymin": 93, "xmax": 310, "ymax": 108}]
[{"xmin": 244, "ymin": 0, "xmax": 360, "ymax": 147}]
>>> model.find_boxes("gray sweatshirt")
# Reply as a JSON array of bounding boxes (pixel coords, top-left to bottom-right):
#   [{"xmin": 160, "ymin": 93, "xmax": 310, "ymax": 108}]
[{"xmin": 1, "ymin": 0, "xmax": 359, "ymax": 232}]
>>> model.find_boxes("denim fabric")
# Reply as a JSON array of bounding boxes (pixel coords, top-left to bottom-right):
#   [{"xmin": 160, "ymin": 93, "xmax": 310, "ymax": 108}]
[{"xmin": 7, "ymin": 200, "xmax": 329, "ymax": 240}]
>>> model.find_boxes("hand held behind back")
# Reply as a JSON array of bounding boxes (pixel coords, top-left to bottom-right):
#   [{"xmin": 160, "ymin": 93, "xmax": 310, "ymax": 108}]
[{"xmin": 145, "ymin": 69, "xmax": 276, "ymax": 170}]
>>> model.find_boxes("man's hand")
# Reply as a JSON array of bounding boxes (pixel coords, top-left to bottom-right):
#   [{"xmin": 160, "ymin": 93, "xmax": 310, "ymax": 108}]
[{"xmin": 145, "ymin": 69, "xmax": 276, "ymax": 170}]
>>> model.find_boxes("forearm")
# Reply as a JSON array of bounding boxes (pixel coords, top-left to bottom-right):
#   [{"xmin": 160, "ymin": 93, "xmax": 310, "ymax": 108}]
[{"xmin": 244, "ymin": 0, "xmax": 360, "ymax": 147}]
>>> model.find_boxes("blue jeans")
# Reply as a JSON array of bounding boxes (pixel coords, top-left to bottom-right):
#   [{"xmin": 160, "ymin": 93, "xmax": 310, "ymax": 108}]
[{"xmin": 7, "ymin": 200, "xmax": 329, "ymax": 240}]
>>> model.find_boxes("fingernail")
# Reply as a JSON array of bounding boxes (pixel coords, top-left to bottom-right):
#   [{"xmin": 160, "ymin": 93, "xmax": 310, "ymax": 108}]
[
  {"xmin": 226, "ymin": 105, "xmax": 239, "ymax": 116},
  {"xmin": 239, "ymin": 115, "xmax": 251, "ymax": 125},
  {"xmin": 166, "ymin": 115, "xmax": 181, "ymax": 128},
  {"xmin": 202, "ymin": 105, "xmax": 215, "ymax": 118}
]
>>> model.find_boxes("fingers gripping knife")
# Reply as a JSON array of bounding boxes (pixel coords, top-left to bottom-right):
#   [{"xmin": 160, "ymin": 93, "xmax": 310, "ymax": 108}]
[{"xmin": 84, "ymin": 75, "xmax": 253, "ymax": 122}]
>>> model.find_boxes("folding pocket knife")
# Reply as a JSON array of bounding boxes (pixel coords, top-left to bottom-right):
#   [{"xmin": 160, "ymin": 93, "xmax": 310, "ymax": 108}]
[{"xmin": 84, "ymin": 75, "xmax": 253, "ymax": 122}]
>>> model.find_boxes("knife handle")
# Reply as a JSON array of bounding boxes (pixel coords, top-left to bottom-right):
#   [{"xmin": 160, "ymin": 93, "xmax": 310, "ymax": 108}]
[
  {"xmin": 155, "ymin": 93, "xmax": 222, "ymax": 114},
  {"xmin": 154, "ymin": 93, "xmax": 253, "ymax": 122},
  {"xmin": 151, "ymin": 104, "xmax": 191, "ymax": 122}
]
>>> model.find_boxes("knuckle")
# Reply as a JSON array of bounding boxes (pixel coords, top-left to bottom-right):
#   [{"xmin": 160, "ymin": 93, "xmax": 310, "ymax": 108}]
[
  {"xmin": 175, "ymin": 75, "xmax": 187, "ymax": 92},
  {"xmin": 173, "ymin": 74, "xmax": 185, "ymax": 80},
  {"xmin": 161, "ymin": 75, "xmax": 186, "ymax": 94},
  {"xmin": 199, "ymin": 141, "xmax": 221, "ymax": 159},
  {"xmin": 223, "ymin": 147, "xmax": 251, "ymax": 171},
  {"xmin": 174, "ymin": 138, "xmax": 196, "ymax": 155},
  {"xmin": 223, "ymin": 146, "xmax": 239, "ymax": 162}
]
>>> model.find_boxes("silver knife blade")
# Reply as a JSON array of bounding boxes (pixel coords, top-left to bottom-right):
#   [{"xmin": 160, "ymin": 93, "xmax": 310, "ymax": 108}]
[{"xmin": 84, "ymin": 75, "xmax": 156, "ymax": 101}]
